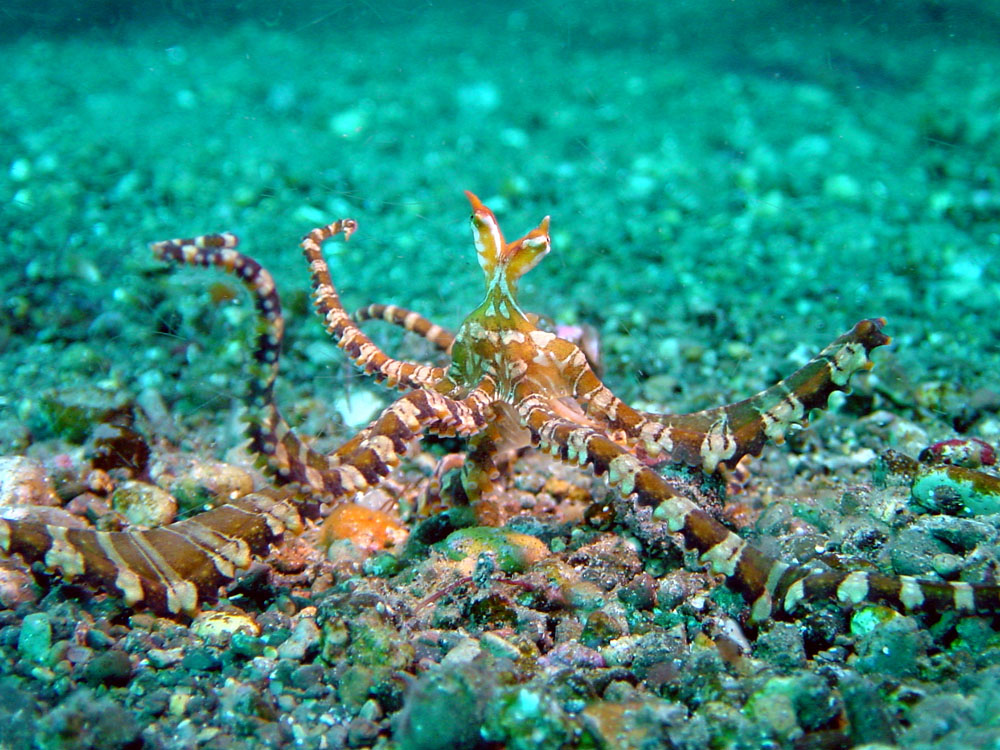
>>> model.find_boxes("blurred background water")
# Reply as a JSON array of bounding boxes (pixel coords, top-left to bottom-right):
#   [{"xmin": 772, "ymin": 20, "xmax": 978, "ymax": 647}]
[{"xmin": 2, "ymin": 0, "xmax": 999, "ymax": 432}]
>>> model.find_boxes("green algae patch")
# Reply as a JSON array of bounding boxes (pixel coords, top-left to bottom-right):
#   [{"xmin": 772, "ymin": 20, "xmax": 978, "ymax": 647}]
[
  {"xmin": 911, "ymin": 464, "xmax": 1000, "ymax": 516},
  {"xmin": 482, "ymin": 686, "xmax": 575, "ymax": 750},
  {"xmin": 850, "ymin": 605, "xmax": 901, "ymax": 637},
  {"xmin": 436, "ymin": 527, "xmax": 550, "ymax": 573}
]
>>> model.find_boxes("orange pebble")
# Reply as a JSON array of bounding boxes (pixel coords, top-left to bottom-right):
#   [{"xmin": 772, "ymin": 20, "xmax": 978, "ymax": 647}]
[{"xmin": 319, "ymin": 503, "xmax": 408, "ymax": 554}]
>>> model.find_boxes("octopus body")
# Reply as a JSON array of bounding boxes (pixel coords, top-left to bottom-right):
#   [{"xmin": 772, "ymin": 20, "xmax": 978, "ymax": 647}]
[{"xmin": 3, "ymin": 192, "xmax": 999, "ymax": 622}]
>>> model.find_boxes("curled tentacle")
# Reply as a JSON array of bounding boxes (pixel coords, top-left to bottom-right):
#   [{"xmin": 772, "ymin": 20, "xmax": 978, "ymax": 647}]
[
  {"xmin": 303, "ymin": 222, "xmax": 449, "ymax": 391},
  {"xmin": 152, "ymin": 233, "xmax": 291, "ymax": 476}
]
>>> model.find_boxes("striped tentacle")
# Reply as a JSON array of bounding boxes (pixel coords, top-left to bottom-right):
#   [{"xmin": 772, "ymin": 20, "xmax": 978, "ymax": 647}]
[
  {"xmin": 152, "ymin": 234, "xmax": 350, "ymax": 501},
  {"xmin": 0, "ymin": 490, "xmax": 300, "ymax": 616},
  {"xmin": 271, "ymin": 381, "xmax": 496, "ymax": 505},
  {"xmin": 513, "ymin": 388, "xmax": 780, "ymax": 618},
  {"xmin": 303, "ymin": 222, "xmax": 450, "ymax": 391},
  {"xmin": 458, "ymin": 402, "xmax": 533, "ymax": 523},
  {"xmin": 639, "ymin": 318, "xmax": 890, "ymax": 472},
  {"xmin": 152, "ymin": 233, "xmax": 291, "ymax": 474},
  {"xmin": 775, "ymin": 569, "xmax": 1000, "ymax": 621},
  {"xmin": 576, "ymin": 318, "xmax": 890, "ymax": 473},
  {"xmin": 514, "ymin": 387, "xmax": 1000, "ymax": 621},
  {"xmin": 354, "ymin": 303, "xmax": 455, "ymax": 354},
  {"xmin": 564, "ymin": 346, "xmax": 650, "ymax": 437}
]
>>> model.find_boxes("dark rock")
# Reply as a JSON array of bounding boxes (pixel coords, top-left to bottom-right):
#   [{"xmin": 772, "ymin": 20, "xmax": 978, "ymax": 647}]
[
  {"xmin": 90, "ymin": 422, "xmax": 150, "ymax": 477},
  {"xmin": 789, "ymin": 671, "xmax": 840, "ymax": 731},
  {"xmin": 618, "ymin": 573, "xmax": 658, "ymax": 611},
  {"xmin": 83, "ymin": 628, "xmax": 113, "ymax": 650},
  {"xmin": 230, "ymin": 631, "xmax": 265, "ymax": 658},
  {"xmin": 81, "ymin": 649, "xmax": 132, "ymax": 687},
  {"xmin": 580, "ymin": 610, "xmax": 625, "ymax": 649},
  {"xmin": 395, "ymin": 664, "xmax": 491, "ymax": 750},
  {"xmin": 836, "ymin": 671, "xmax": 896, "ymax": 744},
  {"xmin": 290, "ymin": 663, "xmax": 325, "ymax": 690},
  {"xmin": 754, "ymin": 622, "xmax": 807, "ymax": 671},
  {"xmin": 889, "ymin": 526, "xmax": 952, "ymax": 576},
  {"xmin": 469, "ymin": 594, "xmax": 519, "ymax": 630},
  {"xmin": 854, "ymin": 616, "xmax": 929, "ymax": 679},
  {"xmin": 36, "ymin": 688, "xmax": 142, "ymax": 749},
  {"xmin": 347, "ymin": 716, "xmax": 381, "ymax": 747},
  {"xmin": 143, "ymin": 688, "xmax": 171, "ymax": 717},
  {"xmin": 181, "ymin": 647, "xmax": 222, "ymax": 672}
]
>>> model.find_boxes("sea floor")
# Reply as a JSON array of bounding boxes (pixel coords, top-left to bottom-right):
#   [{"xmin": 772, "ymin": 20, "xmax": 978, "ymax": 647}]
[{"xmin": 2, "ymin": 1, "xmax": 1000, "ymax": 748}]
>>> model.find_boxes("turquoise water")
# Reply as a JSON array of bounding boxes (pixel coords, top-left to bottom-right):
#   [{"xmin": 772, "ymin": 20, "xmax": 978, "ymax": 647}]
[{"xmin": 4, "ymin": 1, "xmax": 999, "ymax": 425}]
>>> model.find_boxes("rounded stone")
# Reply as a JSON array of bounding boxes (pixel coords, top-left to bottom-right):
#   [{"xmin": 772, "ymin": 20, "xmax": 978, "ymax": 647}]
[
  {"xmin": 395, "ymin": 667, "xmax": 485, "ymax": 750},
  {"xmin": 0, "ymin": 456, "xmax": 61, "ymax": 507},
  {"xmin": 111, "ymin": 480, "xmax": 177, "ymax": 527},
  {"xmin": 81, "ymin": 649, "xmax": 133, "ymax": 687},
  {"xmin": 17, "ymin": 612, "xmax": 53, "ymax": 664},
  {"xmin": 191, "ymin": 610, "xmax": 261, "ymax": 639},
  {"xmin": 436, "ymin": 527, "xmax": 549, "ymax": 573}
]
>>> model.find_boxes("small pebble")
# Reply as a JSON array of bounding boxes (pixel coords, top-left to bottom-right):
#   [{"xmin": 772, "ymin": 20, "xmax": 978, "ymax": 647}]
[
  {"xmin": 147, "ymin": 648, "xmax": 184, "ymax": 669},
  {"xmin": 480, "ymin": 632, "xmax": 521, "ymax": 661},
  {"xmin": 17, "ymin": 612, "xmax": 52, "ymax": 664},
  {"xmin": 919, "ymin": 437, "xmax": 996, "ymax": 469},
  {"xmin": 436, "ymin": 527, "xmax": 549, "ymax": 573},
  {"xmin": 111, "ymin": 480, "xmax": 177, "ymax": 527},
  {"xmin": 0, "ymin": 561, "xmax": 40, "ymax": 608},
  {"xmin": 276, "ymin": 616, "xmax": 320, "ymax": 660},
  {"xmin": 911, "ymin": 464, "xmax": 1000, "ymax": 516},
  {"xmin": 82, "ymin": 649, "xmax": 133, "ymax": 687},
  {"xmin": 931, "ymin": 552, "xmax": 965, "ymax": 577},
  {"xmin": 159, "ymin": 458, "xmax": 255, "ymax": 509},
  {"xmin": 290, "ymin": 663, "xmax": 325, "ymax": 690},
  {"xmin": 230, "ymin": 631, "xmax": 265, "ymax": 658},
  {"xmin": 0, "ymin": 456, "xmax": 61, "ymax": 507},
  {"xmin": 347, "ymin": 716, "xmax": 381, "ymax": 747},
  {"xmin": 191, "ymin": 610, "xmax": 261, "ymax": 639},
  {"xmin": 181, "ymin": 647, "xmax": 221, "ymax": 672},
  {"xmin": 320, "ymin": 503, "xmax": 408, "ymax": 555}
]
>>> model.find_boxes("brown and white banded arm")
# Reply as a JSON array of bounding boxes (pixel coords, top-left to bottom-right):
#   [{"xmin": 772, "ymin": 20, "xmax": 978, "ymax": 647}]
[
  {"xmin": 152, "ymin": 233, "xmax": 291, "ymax": 472},
  {"xmin": 354, "ymin": 303, "xmax": 455, "ymax": 354},
  {"xmin": 514, "ymin": 383, "xmax": 1000, "ymax": 622},
  {"xmin": 1, "ymin": 490, "xmax": 300, "ymax": 616},
  {"xmin": 151, "ymin": 233, "xmax": 379, "ymax": 504},
  {"xmin": 570, "ymin": 318, "xmax": 889, "ymax": 473},
  {"xmin": 271, "ymin": 380, "xmax": 496, "ymax": 503},
  {"xmin": 636, "ymin": 318, "xmax": 890, "ymax": 471},
  {"xmin": 303, "ymin": 222, "xmax": 450, "ymax": 391}
]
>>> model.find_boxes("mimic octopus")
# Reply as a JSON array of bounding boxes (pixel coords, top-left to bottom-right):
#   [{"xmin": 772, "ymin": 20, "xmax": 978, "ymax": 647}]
[{"xmin": 3, "ymin": 192, "xmax": 999, "ymax": 622}]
